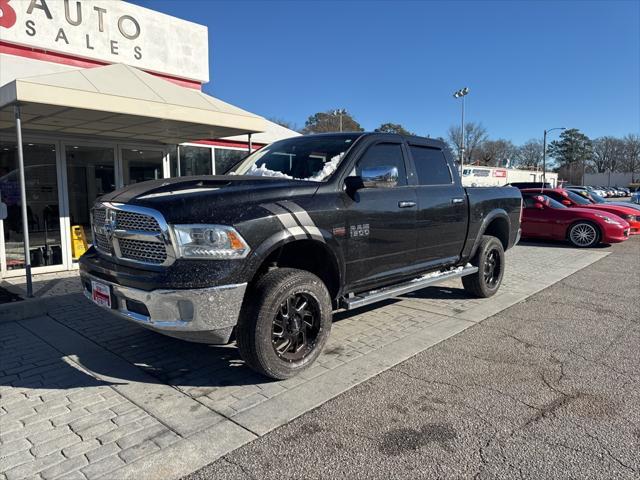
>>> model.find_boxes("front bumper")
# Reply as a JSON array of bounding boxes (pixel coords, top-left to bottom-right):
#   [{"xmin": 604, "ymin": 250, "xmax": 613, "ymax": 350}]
[
  {"xmin": 80, "ymin": 271, "xmax": 247, "ymax": 344},
  {"xmin": 603, "ymin": 227, "xmax": 630, "ymax": 244}
]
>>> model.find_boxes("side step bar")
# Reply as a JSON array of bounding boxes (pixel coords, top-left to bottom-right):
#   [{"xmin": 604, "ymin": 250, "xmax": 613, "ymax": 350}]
[{"xmin": 341, "ymin": 265, "xmax": 479, "ymax": 310}]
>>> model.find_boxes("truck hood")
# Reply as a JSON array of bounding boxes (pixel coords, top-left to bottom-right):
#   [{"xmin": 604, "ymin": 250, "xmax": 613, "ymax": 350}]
[{"xmin": 97, "ymin": 175, "xmax": 320, "ymax": 224}]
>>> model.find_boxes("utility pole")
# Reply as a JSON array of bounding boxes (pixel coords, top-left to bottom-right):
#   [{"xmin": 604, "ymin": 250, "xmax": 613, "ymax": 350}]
[
  {"xmin": 453, "ymin": 87, "xmax": 470, "ymax": 175},
  {"xmin": 332, "ymin": 109, "xmax": 347, "ymax": 132},
  {"xmin": 542, "ymin": 127, "xmax": 565, "ymax": 185}
]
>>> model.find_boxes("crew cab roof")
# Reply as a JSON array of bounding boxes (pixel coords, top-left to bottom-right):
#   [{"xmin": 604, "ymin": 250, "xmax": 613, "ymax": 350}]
[{"xmin": 301, "ymin": 132, "xmax": 447, "ymax": 149}]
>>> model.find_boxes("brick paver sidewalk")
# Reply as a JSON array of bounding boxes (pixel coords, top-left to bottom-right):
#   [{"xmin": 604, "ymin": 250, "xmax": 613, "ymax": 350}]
[{"xmin": 0, "ymin": 244, "xmax": 608, "ymax": 479}]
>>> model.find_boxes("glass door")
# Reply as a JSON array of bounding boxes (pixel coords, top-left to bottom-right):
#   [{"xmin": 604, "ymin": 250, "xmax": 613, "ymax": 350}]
[
  {"xmin": 120, "ymin": 147, "xmax": 167, "ymax": 186},
  {"xmin": 0, "ymin": 141, "xmax": 64, "ymax": 273},
  {"xmin": 65, "ymin": 144, "xmax": 116, "ymax": 261}
]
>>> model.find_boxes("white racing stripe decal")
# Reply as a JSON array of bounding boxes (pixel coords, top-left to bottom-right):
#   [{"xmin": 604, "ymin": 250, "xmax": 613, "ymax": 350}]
[
  {"xmin": 262, "ymin": 201, "xmax": 325, "ymax": 242},
  {"xmin": 262, "ymin": 203, "xmax": 308, "ymax": 240},
  {"xmin": 278, "ymin": 200, "xmax": 325, "ymax": 242}
]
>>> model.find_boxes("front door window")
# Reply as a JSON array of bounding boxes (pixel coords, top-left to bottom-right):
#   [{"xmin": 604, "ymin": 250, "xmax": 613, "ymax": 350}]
[
  {"xmin": 0, "ymin": 142, "xmax": 63, "ymax": 270},
  {"xmin": 122, "ymin": 148, "xmax": 165, "ymax": 185}
]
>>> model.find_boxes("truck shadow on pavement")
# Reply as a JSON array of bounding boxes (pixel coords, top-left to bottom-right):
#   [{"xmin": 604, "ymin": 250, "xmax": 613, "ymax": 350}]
[{"xmin": 3, "ymin": 282, "xmax": 478, "ymax": 394}]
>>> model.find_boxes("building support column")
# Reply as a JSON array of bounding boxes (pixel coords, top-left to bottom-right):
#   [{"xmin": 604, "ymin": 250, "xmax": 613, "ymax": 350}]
[
  {"xmin": 14, "ymin": 105, "xmax": 33, "ymax": 297},
  {"xmin": 248, "ymin": 133, "xmax": 252, "ymax": 154}
]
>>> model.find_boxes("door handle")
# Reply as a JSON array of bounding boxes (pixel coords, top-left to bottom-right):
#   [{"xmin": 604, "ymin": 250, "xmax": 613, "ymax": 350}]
[
  {"xmin": 398, "ymin": 201, "xmax": 416, "ymax": 208},
  {"xmin": 451, "ymin": 198, "xmax": 465, "ymax": 204}
]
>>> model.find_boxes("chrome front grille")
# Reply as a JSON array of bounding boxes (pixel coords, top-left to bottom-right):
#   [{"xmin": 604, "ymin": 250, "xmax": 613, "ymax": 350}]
[
  {"xmin": 118, "ymin": 238, "xmax": 167, "ymax": 264},
  {"xmin": 93, "ymin": 208, "xmax": 106, "ymax": 226},
  {"xmin": 94, "ymin": 232, "xmax": 111, "ymax": 252},
  {"xmin": 91, "ymin": 203, "xmax": 174, "ymax": 266},
  {"xmin": 115, "ymin": 211, "xmax": 161, "ymax": 233}
]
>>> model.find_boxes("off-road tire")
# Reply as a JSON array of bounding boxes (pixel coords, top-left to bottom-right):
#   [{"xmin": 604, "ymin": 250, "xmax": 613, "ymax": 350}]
[
  {"xmin": 462, "ymin": 235, "xmax": 505, "ymax": 298},
  {"xmin": 236, "ymin": 268, "xmax": 332, "ymax": 379}
]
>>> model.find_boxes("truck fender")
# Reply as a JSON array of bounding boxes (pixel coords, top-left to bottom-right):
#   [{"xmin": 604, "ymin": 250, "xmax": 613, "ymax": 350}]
[
  {"xmin": 468, "ymin": 209, "xmax": 511, "ymax": 259},
  {"xmin": 241, "ymin": 229, "xmax": 346, "ymax": 295}
]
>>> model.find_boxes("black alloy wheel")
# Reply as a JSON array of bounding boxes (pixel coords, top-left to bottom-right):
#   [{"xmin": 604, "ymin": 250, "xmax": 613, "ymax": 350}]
[
  {"xmin": 462, "ymin": 235, "xmax": 505, "ymax": 298},
  {"xmin": 272, "ymin": 293, "xmax": 321, "ymax": 362},
  {"xmin": 236, "ymin": 268, "xmax": 332, "ymax": 379},
  {"xmin": 483, "ymin": 247, "xmax": 502, "ymax": 288}
]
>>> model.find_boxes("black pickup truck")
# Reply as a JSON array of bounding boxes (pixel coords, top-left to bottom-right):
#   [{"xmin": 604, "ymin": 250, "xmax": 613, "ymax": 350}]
[{"xmin": 80, "ymin": 133, "xmax": 522, "ymax": 379}]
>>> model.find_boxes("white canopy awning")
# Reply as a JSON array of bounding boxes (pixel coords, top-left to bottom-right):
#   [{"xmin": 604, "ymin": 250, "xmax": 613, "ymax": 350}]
[{"xmin": 0, "ymin": 63, "xmax": 266, "ymax": 144}]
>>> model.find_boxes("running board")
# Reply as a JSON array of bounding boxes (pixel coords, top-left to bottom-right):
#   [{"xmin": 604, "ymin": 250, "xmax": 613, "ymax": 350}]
[{"xmin": 341, "ymin": 266, "xmax": 479, "ymax": 310}]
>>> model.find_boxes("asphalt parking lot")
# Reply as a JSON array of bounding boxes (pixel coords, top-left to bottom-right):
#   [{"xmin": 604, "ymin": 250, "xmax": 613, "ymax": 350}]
[
  {"xmin": 0, "ymin": 238, "xmax": 636, "ymax": 480},
  {"xmin": 187, "ymin": 237, "xmax": 639, "ymax": 480}
]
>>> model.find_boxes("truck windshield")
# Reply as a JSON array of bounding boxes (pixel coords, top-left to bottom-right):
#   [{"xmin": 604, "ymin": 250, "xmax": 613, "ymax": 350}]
[{"xmin": 231, "ymin": 134, "xmax": 362, "ymax": 181}]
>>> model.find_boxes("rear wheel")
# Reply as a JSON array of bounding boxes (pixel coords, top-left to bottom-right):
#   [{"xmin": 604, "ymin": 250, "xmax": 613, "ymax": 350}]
[
  {"xmin": 236, "ymin": 268, "xmax": 332, "ymax": 379},
  {"xmin": 568, "ymin": 222, "xmax": 600, "ymax": 248},
  {"xmin": 462, "ymin": 235, "xmax": 505, "ymax": 298}
]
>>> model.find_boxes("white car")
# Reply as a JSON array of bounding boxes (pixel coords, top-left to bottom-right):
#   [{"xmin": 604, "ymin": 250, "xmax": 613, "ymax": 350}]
[{"xmin": 587, "ymin": 186, "xmax": 607, "ymax": 197}]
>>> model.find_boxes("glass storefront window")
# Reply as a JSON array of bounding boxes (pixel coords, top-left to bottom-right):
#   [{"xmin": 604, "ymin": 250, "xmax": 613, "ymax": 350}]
[
  {"xmin": 179, "ymin": 145, "xmax": 212, "ymax": 176},
  {"xmin": 66, "ymin": 145, "xmax": 115, "ymax": 257},
  {"xmin": 122, "ymin": 148, "xmax": 165, "ymax": 185},
  {"xmin": 0, "ymin": 142, "xmax": 63, "ymax": 270},
  {"xmin": 214, "ymin": 148, "xmax": 248, "ymax": 175}
]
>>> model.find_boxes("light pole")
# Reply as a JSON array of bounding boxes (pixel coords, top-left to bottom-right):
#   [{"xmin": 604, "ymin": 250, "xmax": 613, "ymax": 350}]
[
  {"xmin": 453, "ymin": 87, "xmax": 470, "ymax": 175},
  {"xmin": 332, "ymin": 109, "xmax": 347, "ymax": 132},
  {"xmin": 542, "ymin": 127, "xmax": 565, "ymax": 185}
]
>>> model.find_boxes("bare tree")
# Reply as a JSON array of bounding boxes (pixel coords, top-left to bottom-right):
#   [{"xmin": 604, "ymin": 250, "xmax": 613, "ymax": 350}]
[
  {"xmin": 475, "ymin": 139, "xmax": 517, "ymax": 167},
  {"xmin": 591, "ymin": 136, "xmax": 625, "ymax": 173},
  {"xmin": 268, "ymin": 117, "xmax": 300, "ymax": 132},
  {"xmin": 620, "ymin": 134, "xmax": 640, "ymax": 182},
  {"xmin": 447, "ymin": 122, "xmax": 488, "ymax": 165},
  {"xmin": 514, "ymin": 139, "xmax": 544, "ymax": 169}
]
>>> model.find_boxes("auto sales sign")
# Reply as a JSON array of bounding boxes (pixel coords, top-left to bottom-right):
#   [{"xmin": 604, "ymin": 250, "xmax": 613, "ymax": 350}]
[{"xmin": 0, "ymin": 0, "xmax": 209, "ymax": 83}]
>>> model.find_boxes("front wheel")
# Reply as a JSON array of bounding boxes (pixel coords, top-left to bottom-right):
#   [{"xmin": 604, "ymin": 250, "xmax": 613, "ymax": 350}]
[
  {"xmin": 236, "ymin": 268, "xmax": 332, "ymax": 379},
  {"xmin": 462, "ymin": 235, "xmax": 505, "ymax": 298},
  {"xmin": 568, "ymin": 222, "xmax": 600, "ymax": 248}
]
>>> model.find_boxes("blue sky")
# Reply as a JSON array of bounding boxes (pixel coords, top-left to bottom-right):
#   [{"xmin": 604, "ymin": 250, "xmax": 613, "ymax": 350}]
[{"xmin": 132, "ymin": 0, "xmax": 639, "ymax": 145}]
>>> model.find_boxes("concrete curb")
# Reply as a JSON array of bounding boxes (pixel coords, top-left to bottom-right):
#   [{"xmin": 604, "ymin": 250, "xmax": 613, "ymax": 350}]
[{"xmin": 0, "ymin": 297, "xmax": 48, "ymax": 322}]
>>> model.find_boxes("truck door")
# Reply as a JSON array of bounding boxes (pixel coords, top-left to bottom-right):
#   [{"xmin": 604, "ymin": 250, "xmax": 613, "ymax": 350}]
[
  {"xmin": 409, "ymin": 144, "xmax": 467, "ymax": 266},
  {"xmin": 343, "ymin": 141, "xmax": 417, "ymax": 289}
]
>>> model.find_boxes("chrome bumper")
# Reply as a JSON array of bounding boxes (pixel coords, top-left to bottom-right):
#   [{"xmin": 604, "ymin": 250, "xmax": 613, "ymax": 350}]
[{"xmin": 80, "ymin": 272, "xmax": 247, "ymax": 344}]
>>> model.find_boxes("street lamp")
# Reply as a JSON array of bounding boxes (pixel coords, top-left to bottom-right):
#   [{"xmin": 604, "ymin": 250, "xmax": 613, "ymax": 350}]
[
  {"xmin": 332, "ymin": 109, "xmax": 347, "ymax": 132},
  {"xmin": 542, "ymin": 127, "xmax": 565, "ymax": 186},
  {"xmin": 453, "ymin": 87, "xmax": 470, "ymax": 175}
]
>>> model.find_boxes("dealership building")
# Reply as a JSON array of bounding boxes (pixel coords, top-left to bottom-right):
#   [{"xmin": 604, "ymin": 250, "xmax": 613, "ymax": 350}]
[{"xmin": 0, "ymin": 0, "xmax": 298, "ymax": 281}]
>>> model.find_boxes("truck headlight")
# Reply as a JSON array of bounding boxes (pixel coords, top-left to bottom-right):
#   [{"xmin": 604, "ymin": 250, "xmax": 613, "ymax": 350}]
[{"xmin": 171, "ymin": 225, "xmax": 250, "ymax": 259}]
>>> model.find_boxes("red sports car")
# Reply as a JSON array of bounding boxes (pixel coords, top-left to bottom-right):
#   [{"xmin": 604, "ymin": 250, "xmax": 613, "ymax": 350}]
[
  {"xmin": 522, "ymin": 188, "xmax": 640, "ymax": 235},
  {"xmin": 521, "ymin": 193, "xmax": 630, "ymax": 247}
]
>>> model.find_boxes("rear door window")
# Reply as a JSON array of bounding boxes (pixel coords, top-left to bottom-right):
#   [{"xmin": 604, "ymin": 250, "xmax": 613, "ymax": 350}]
[{"xmin": 409, "ymin": 146, "xmax": 452, "ymax": 185}]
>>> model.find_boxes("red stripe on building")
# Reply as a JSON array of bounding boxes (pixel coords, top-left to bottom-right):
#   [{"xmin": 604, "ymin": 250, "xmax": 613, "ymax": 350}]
[
  {"xmin": 0, "ymin": 41, "xmax": 203, "ymax": 90},
  {"xmin": 195, "ymin": 139, "xmax": 266, "ymax": 149}
]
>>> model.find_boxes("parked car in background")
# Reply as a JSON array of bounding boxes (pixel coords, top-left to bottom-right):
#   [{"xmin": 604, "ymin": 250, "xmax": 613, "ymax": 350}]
[
  {"xmin": 521, "ymin": 193, "xmax": 629, "ymax": 247},
  {"xmin": 615, "ymin": 186, "xmax": 631, "ymax": 196},
  {"xmin": 567, "ymin": 188, "xmax": 640, "ymax": 212},
  {"xmin": 632, "ymin": 190, "xmax": 640, "ymax": 204},
  {"xmin": 524, "ymin": 188, "xmax": 640, "ymax": 235},
  {"xmin": 589, "ymin": 186, "xmax": 608, "ymax": 197}
]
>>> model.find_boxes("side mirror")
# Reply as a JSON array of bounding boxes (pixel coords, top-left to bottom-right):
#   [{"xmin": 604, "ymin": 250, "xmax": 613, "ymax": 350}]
[
  {"xmin": 361, "ymin": 166, "xmax": 399, "ymax": 188},
  {"xmin": 561, "ymin": 199, "xmax": 571, "ymax": 206},
  {"xmin": 344, "ymin": 176, "xmax": 365, "ymax": 193},
  {"xmin": 534, "ymin": 202, "xmax": 545, "ymax": 210}
]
